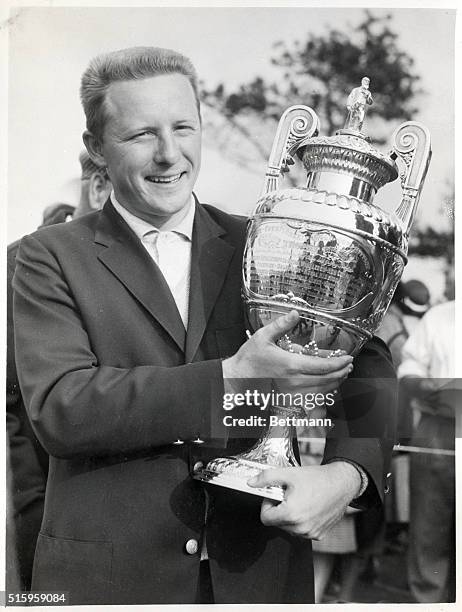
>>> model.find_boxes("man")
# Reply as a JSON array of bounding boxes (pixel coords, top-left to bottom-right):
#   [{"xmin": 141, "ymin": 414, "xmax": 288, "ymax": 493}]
[
  {"xmin": 13, "ymin": 47, "xmax": 395, "ymax": 605},
  {"xmin": 377, "ymin": 280, "xmax": 430, "ymax": 370},
  {"xmin": 375, "ymin": 279, "xmax": 431, "ymax": 554},
  {"xmin": 75, "ymin": 149, "xmax": 113, "ymax": 218},
  {"xmin": 377, "ymin": 279, "xmax": 430, "ymax": 441},
  {"xmin": 6, "ymin": 151, "xmax": 111, "ymax": 591},
  {"xmin": 398, "ymin": 271, "xmax": 456, "ymax": 603},
  {"xmin": 40, "ymin": 150, "xmax": 112, "ymax": 224}
]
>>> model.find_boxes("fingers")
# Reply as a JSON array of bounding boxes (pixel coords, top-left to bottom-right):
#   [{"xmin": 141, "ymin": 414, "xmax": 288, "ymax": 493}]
[
  {"xmin": 319, "ymin": 363, "xmax": 353, "ymax": 383},
  {"xmin": 257, "ymin": 310, "xmax": 300, "ymax": 343},
  {"xmin": 260, "ymin": 498, "xmax": 293, "ymax": 527},
  {"xmin": 247, "ymin": 467, "xmax": 293, "ymax": 490},
  {"xmin": 256, "ymin": 311, "xmax": 353, "ymax": 372},
  {"xmin": 259, "ymin": 491, "xmax": 312, "ymax": 534},
  {"xmin": 245, "ymin": 311, "xmax": 355, "ymax": 387},
  {"xmin": 293, "ymin": 354, "xmax": 353, "ymax": 375},
  {"xmin": 252, "ymin": 465, "xmax": 353, "ymax": 539},
  {"xmin": 273, "ymin": 363, "xmax": 352, "ymax": 389}
]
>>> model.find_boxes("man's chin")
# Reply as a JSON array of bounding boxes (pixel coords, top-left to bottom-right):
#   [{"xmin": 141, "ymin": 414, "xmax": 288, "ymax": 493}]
[
  {"xmin": 144, "ymin": 185, "xmax": 192, "ymax": 208},
  {"xmin": 147, "ymin": 198, "xmax": 191, "ymax": 216},
  {"xmin": 136, "ymin": 195, "xmax": 192, "ymax": 225}
]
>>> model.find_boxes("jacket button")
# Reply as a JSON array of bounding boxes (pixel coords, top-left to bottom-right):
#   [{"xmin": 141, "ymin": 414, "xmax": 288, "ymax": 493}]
[{"xmin": 185, "ymin": 539, "xmax": 199, "ymax": 555}]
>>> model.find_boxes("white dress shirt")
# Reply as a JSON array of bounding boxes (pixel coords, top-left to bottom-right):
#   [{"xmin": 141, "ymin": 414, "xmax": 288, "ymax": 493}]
[
  {"xmin": 111, "ymin": 194, "xmax": 195, "ymax": 328},
  {"xmin": 398, "ymin": 301, "xmax": 455, "ymax": 379},
  {"xmin": 398, "ymin": 301, "xmax": 456, "ymax": 419}
]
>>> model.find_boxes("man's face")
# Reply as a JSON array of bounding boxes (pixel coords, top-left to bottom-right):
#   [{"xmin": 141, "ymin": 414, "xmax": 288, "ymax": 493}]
[{"xmin": 96, "ymin": 73, "xmax": 201, "ymax": 226}]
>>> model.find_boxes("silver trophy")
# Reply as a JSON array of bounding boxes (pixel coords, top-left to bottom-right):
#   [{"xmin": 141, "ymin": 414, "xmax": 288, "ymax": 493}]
[{"xmin": 194, "ymin": 78, "xmax": 431, "ymax": 500}]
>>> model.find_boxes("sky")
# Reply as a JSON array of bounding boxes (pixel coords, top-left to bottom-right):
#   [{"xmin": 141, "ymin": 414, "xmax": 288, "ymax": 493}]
[{"xmin": 5, "ymin": 5, "xmax": 455, "ymax": 245}]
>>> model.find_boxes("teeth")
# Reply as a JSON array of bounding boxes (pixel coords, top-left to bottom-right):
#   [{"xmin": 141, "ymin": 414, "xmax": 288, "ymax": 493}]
[{"xmin": 147, "ymin": 173, "xmax": 182, "ymax": 184}]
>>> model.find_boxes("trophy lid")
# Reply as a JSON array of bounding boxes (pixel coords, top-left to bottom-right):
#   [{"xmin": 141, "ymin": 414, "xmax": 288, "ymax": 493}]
[{"xmin": 298, "ymin": 77, "xmax": 398, "ymax": 203}]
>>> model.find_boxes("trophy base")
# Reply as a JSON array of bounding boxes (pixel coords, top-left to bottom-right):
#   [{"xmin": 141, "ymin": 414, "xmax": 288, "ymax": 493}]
[{"xmin": 193, "ymin": 457, "xmax": 284, "ymax": 501}]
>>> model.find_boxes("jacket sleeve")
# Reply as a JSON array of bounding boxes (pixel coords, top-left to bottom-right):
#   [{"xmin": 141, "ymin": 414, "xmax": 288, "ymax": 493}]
[
  {"xmin": 7, "ymin": 242, "xmax": 47, "ymax": 510},
  {"xmin": 13, "ymin": 234, "xmax": 224, "ymax": 460},
  {"xmin": 322, "ymin": 336, "xmax": 397, "ymax": 507}
]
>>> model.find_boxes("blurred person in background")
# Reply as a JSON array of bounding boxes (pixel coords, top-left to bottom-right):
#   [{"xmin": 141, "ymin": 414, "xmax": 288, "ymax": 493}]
[
  {"xmin": 397, "ymin": 266, "xmax": 455, "ymax": 603},
  {"xmin": 6, "ymin": 150, "xmax": 111, "ymax": 591},
  {"xmin": 310, "ymin": 279, "xmax": 432, "ymax": 603},
  {"xmin": 377, "ymin": 280, "xmax": 430, "ymax": 375},
  {"xmin": 376, "ymin": 279, "xmax": 430, "ymax": 551},
  {"xmin": 74, "ymin": 150, "xmax": 112, "ymax": 218},
  {"xmin": 40, "ymin": 150, "xmax": 112, "ymax": 225},
  {"xmin": 303, "ymin": 433, "xmax": 365, "ymax": 603}
]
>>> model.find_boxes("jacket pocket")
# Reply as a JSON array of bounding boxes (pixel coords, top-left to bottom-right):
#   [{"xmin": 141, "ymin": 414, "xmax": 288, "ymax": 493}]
[{"xmin": 32, "ymin": 533, "xmax": 113, "ymax": 605}]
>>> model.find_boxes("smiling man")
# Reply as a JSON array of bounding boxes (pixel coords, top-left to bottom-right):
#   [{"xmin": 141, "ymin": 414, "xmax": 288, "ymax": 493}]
[
  {"xmin": 13, "ymin": 47, "xmax": 395, "ymax": 605},
  {"xmin": 84, "ymin": 72, "xmax": 201, "ymax": 228}
]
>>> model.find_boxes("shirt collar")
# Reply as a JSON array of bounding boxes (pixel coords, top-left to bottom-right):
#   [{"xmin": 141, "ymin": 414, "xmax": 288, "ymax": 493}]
[{"xmin": 110, "ymin": 191, "xmax": 195, "ymax": 241}]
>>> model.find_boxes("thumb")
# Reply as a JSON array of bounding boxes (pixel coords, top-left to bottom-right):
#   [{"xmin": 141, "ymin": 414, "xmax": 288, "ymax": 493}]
[
  {"xmin": 259, "ymin": 310, "xmax": 300, "ymax": 344},
  {"xmin": 247, "ymin": 466, "xmax": 292, "ymax": 489}
]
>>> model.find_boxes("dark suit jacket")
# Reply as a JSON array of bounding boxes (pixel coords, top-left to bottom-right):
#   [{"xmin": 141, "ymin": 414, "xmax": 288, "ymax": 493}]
[
  {"xmin": 13, "ymin": 199, "xmax": 395, "ymax": 605},
  {"xmin": 6, "ymin": 206, "xmax": 76, "ymax": 590},
  {"xmin": 7, "ymin": 241, "xmax": 48, "ymax": 590}
]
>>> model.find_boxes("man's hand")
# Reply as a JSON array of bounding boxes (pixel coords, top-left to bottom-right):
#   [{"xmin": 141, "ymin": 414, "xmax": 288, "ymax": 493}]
[
  {"xmin": 247, "ymin": 462, "xmax": 362, "ymax": 540},
  {"xmin": 222, "ymin": 310, "xmax": 353, "ymax": 394}
]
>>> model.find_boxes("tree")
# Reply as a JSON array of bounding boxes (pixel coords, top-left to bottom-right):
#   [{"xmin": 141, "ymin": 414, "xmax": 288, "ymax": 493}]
[
  {"xmin": 269, "ymin": 11, "xmax": 421, "ymax": 134},
  {"xmin": 201, "ymin": 11, "xmax": 454, "ymax": 291},
  {"xmin": 201, "ymin": 10, "xmax": 422, "ymax": 171}
]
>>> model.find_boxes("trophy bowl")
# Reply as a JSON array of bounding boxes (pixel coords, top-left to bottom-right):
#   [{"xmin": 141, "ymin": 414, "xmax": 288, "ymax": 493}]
[{"xmin": 194, "ymin": 78, "xmax": 431, "ymax": 500}]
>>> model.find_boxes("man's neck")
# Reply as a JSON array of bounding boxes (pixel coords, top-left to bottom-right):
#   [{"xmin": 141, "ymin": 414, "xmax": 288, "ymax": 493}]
[{"xmin": 110, "ymin": 192, "xmax": 195, "ymax": 231}]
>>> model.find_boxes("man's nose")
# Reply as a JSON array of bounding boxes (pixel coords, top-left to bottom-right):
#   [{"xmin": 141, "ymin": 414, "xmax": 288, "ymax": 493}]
[{"xmin": 153, "ymin": 131, "xmax": 180, "ymax": 165}]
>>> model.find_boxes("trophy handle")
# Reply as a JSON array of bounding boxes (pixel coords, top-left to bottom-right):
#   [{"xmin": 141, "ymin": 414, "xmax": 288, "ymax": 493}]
[
  {"xmin": 390, "ymin": 121, "xmax": 432, "ymax": 236},
  {"xmin": 261, "ymin": 105, "xmax": 320, "ymax": 196}
]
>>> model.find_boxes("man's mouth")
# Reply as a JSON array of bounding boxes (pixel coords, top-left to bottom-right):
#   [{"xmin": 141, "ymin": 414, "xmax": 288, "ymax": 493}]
[{"xmin": 146, "ymin": 172, "xmax": 184, "ymax": 184}]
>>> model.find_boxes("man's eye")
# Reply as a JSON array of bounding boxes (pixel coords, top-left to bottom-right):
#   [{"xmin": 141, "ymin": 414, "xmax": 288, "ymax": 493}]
[{"xmin": 175, "ymin": 125, "xmax": 194, "ymax": 132}]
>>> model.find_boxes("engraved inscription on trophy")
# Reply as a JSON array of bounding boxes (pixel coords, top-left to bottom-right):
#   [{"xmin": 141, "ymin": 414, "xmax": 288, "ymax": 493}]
[{"xmin": 245, "ymin": 219, "xmax": 375, "ymax": 313}]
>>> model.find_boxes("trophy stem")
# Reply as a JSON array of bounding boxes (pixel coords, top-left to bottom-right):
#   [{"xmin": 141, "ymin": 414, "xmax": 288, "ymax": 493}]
[
  {"xmin": 193, "ymin": 405, "xmax": 301, "ymax": 501},
  {"xmin": 236, "ymin": 417, "xmax": 299, "ymax": 468}
]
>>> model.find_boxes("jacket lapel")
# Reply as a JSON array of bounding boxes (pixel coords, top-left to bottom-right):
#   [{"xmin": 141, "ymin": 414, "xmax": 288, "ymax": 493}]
[
  {"xmin": 185, "ymin": 202, "xmax": 236, "ymax": 363},
  {"xmin": 95, "ymin": 201, "xmax": 186, "ymax": 352}
]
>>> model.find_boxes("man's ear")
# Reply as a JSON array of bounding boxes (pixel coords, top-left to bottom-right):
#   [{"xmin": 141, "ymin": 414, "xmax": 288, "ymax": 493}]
[
  {"xmin": 83, "ymin": 130, "xmax": 106, "ymax": 167},
  {"xmin": 89, "ymin": 171, "xmax": 112, "ymax": 210}
]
